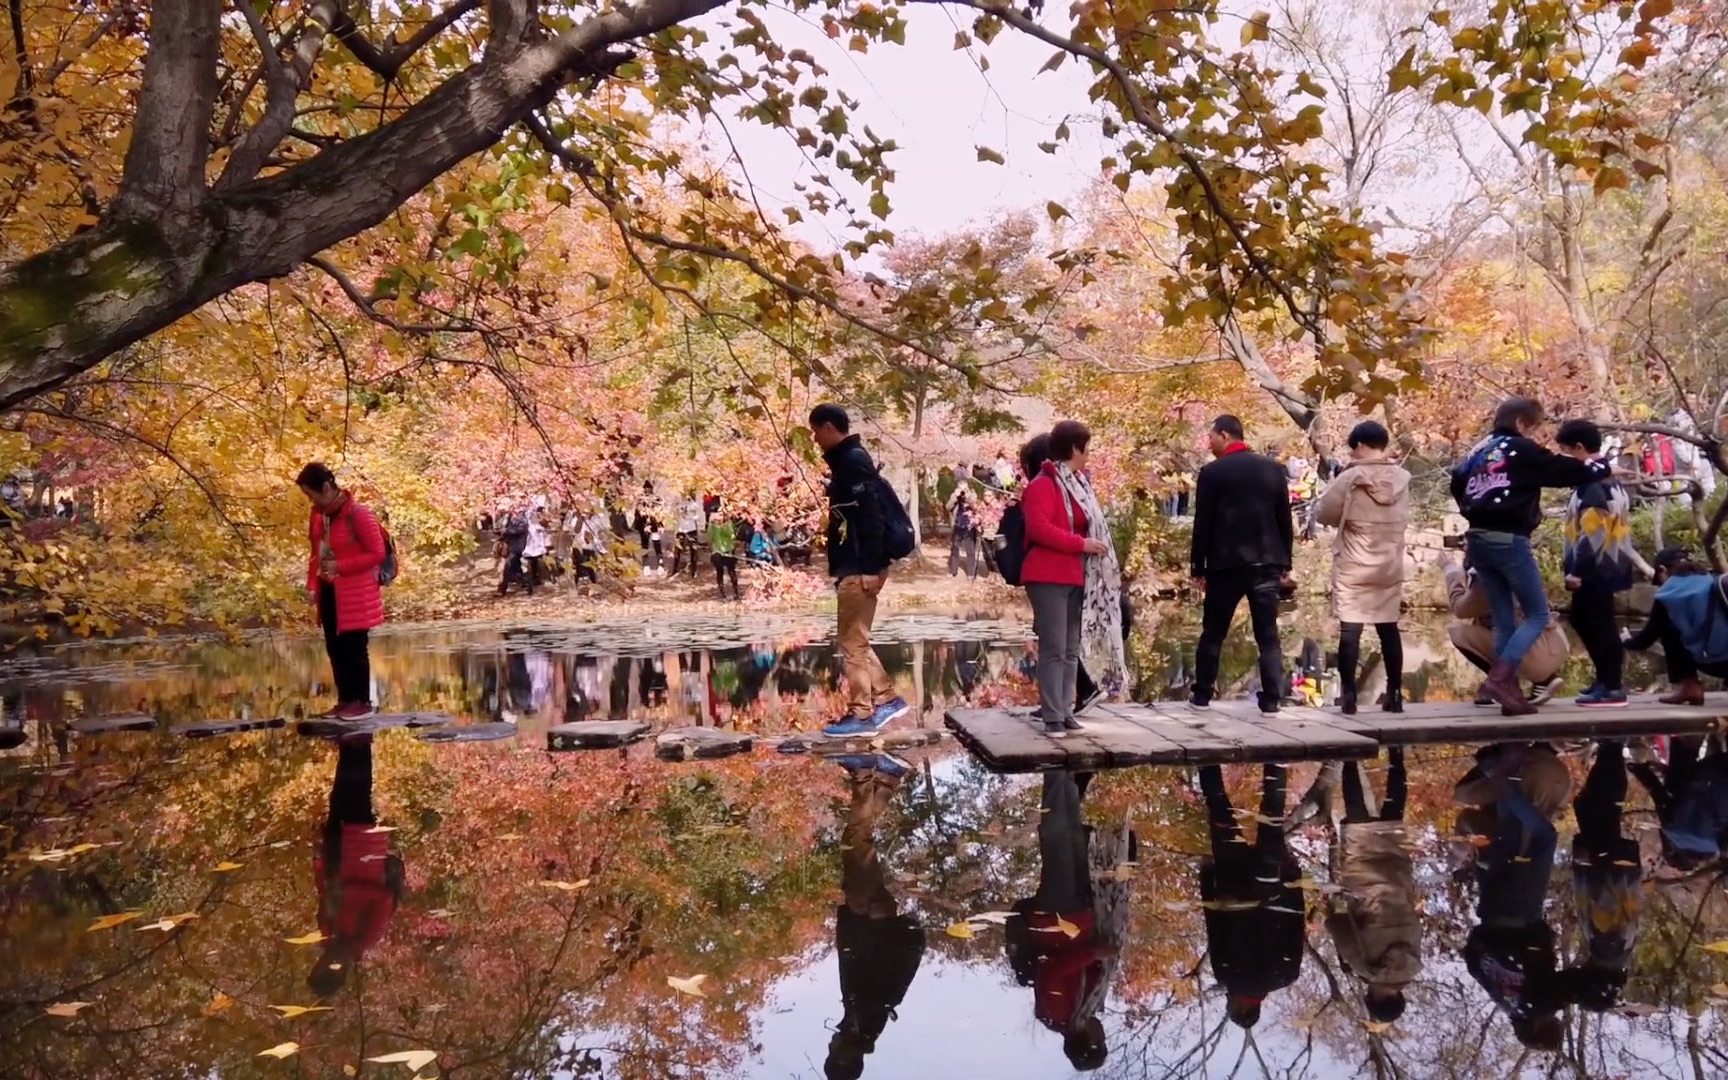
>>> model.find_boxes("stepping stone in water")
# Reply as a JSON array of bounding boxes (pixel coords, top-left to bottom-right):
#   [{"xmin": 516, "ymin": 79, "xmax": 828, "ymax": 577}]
[
  {"xmin": 655, "ymin": 727, "xmax": 755, "ymax": 761},
  {"xmin": 548, "ymin": 721, "xmax": 650, "ymax": 751},
  {"xmin": 174, "ymin": 717, "xmax": 287, "ymax": 739},
  {"xmin": 295, "ymin": 712, "xmax": 456, "ymax": 739},
  {"xmin": 417, "ymin": 722, "xmax": 518, "ymax": 744},
  {"xmin": 774, "ymin": 728, "xmax": 946, "ymax": 756},
  {"xmin": 69, "ymin": 713, "xmax": 157, "ymax": 735}
]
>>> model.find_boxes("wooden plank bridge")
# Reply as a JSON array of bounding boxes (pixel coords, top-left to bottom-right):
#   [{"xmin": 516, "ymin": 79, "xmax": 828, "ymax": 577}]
[{"xmin": 944, "ymin": 696, "xmax": 1728, "ymax": 773}]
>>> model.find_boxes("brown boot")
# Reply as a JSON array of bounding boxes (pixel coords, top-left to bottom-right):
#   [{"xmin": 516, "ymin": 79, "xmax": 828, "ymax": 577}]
[
  {"xmin": 1659, "ymin": 678, "xmax": 1705, "ymax": 706},
  {"xmin": 1482, "ymin": 660, "xmax": 1537, "ymax": 716}
]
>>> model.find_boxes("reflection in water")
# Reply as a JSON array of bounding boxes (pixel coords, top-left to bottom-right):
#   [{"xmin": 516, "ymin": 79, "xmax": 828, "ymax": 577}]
[
  {"xmin": 310, "ymin": 734, "xmax": 403, "ymax": 998},
  {"xmin": 1326, "ymin": 750, "xmax": 1420, "ymax": 1024},
  {"xmin": 1571, "ymin": 741, "xmax": 1641, "ymax": 1013}
]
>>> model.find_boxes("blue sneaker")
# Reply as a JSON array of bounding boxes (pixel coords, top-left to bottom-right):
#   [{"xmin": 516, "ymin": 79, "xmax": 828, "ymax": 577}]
[
  {"xmin": 1577, "ymin": 686, "xmax": 1628, "ymax": 708},
  {"xmin": 827, "ymin": 751, "xmax": 911, "ymax": 779},
  {"xmin": 822, "ymin": 713, "xmax": 881, "ymax": 737},
  {"xmin": 872, "ymin": 696, "xmax": 911, "ymax": 725}
]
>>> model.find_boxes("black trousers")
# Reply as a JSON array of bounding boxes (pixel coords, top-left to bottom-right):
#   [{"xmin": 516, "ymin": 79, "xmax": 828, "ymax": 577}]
[
  {"xmin": 1344, "ymin": 748, "xmax": 1406, "ymax": 823},
  {"xmin": 1339, "ymin": 622, "xmax": 1402, "ymax": 699},
  {"xmin": 712, "ymin": 553, "xmax": 740, "ymax": 598},
  {"xmin": 671, "ymin": 531, "xmax": 701, "ymax": 576},
  {"xmin": 318, "ymin": 584, "xmax": 372, "ymax": 705},
  {"xmin": 1569, "ymin": 582, "xmax": 1623, "ymax": 690},
  {"xmin": 575, "ymin": 549, "xmax": 599, "ymax": 583},
  {"xmin": 1194, "ymin": 567, "xmax": 1284, "ymax": 703}
]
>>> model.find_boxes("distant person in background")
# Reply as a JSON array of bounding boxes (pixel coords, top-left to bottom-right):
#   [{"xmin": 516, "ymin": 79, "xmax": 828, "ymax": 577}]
[
  {"xmin": 948, "ymin": 485, "xmax": 981, "ymax": 578},
  {"xmin": 521, "ymin": 504, "xmax": 549, "ymax": 595},
  {"xmin": 307, "ymin": 734, "xmax": 403, "ymax": 999},
  {"xmin": 1314, "ymin": 420, "xmax": 1411, "ymax": 715},
  {"xmin": 1556, "ymin": 418, "xmax": 1635, "ymax": 707},
  {"xmin": 1190, "ymin": 415, "xmax": 1293, "ymax": 714},
  {"xmin": 298, "ymin": 462, "xmax": 386, "ymax": 721},
  {"xmin": 672, "ymin": 493, "xmax": 705, "ymax": 578},
  {"xmin": 496, "ymin": 500, "xmax": 530, "ymax": 596},
  {"xmin": 708, "ymin": 513, "xmax": 742, "ymax": 601},
  {"xmin": 633, "ymin": 481, "xmax": 666, "ymax": 575},
  {"xmin": 1450, "ymin": 397, "xmax": 1613, "ymax": 715},
  {"xmin": 1436, "ymin": 546, "xmax": 1569, "ymax": 706},
  {"xmin": 1621, "ymin": 547, "xmax": 1728, "ymax": 706}
]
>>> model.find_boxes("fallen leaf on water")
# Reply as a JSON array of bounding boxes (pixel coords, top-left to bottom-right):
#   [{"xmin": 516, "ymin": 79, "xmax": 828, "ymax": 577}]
[
  {"xmin": 1294, "ymin": 876, "xmax": 1322, "ymax": 891},
  {"xmin": 137, "ymin": 912, "xmax": 199, "ymax": 932},
  {"xmin": 1200, "ymin": 899, "xmax": 1262, "ymax": 912},
  {"xmin": 945, "ymin": 921, "xmax": 977, "ymax": 940},
  {"xmin": 538, "ymin": 879, "xmax": 591, "ymax": 892},
  {"xmin": 44, "ymin": 1002, "xmax": 91, "ymax": 1017},
  {"xmin": 366, "ymin": 1050, "xmax": 439, "ymax": 1070},
  {"xmin": 204, "ymin": 992, "xmax": 234, "ymax": 1016},
  {"xmin": 426, "ymin": 908, "xmax": 454, "ymax": 919},
  {"xmin": 1162, "ymin": 901, "xmax": 1196, "ymax": 913},
  {"xmin": 967, "ymin": 911, "xmax": 1015, "ymax": 926},
  {"xmin": 1700, "ymin": 941, "xmax": 1728, "ymax": 955},
  {"xmin": 270, "ymin": 1004, "xmax": 333, "ymax": 1019},
  {"xmin": 1055, "ymin": 916, "xmax": 1080, "ymax": 939},
  {"xmin": 284, "ymin": 931, "xmax": 329, "ymax": 946},
  {"xmin": 87, "ymin": 911, "xmax": 143, "ymax": 932},
  {"xmin": 1111, "ymin": 864, "xmax": 1136, "ymax": 882},
  {"xmin": 29, "ymin": 843, "xmax": 102, "ymax": 863},
  {"xmin": 257, "ymin": 1042, "xmax": 299, "ymax": 1059},
  {"xmin": 667, "ymin": 974, "xmax": 708, "ymax": 997},
  {"xmin": 360, "ymin": 854, "xmax": 387, "ymax": 863},
  {"xmin": 268, "ymin": 840, "xmax": 290, "ymax": 849},
  {"xmin": 1363, "ymin": 1019, "xmax": 1394, "ymax": 1034},
  {"xmin": 365, "ymin": 825, "xmax": 398, "ymax": 834},
  {"xmin": 496, "ymin": 833, "xmax": 525, "ymax": 841},
  {"xmin": 343, "ymin": 1067, "xmax": 357, "ymax": 1078},
  {"xmin": 212, "ymin": 861, "xmax": 244, "ymax": 873}
]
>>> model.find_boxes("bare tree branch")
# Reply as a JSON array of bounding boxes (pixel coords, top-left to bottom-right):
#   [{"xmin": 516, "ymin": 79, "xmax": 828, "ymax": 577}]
[
  {"xmin": 219, "ymin": 0, "xmax": 341, "ymax": 190},
  {"xmin": 113, "ymin": 0, "xmax": 220, "ymax": 220},
  {"xmin": 330, "ymin": 0, "xmax": 483, "ymax": 80},
  {"xmin": 305, "ymin": 255, "xmax": 489, "ymax": 336}
]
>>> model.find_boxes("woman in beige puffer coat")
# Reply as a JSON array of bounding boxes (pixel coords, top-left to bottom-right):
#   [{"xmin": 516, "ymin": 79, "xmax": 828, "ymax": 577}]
[{"xmin": 1315, "ymin": 421, "xmax": 1412, "ymax": 714}]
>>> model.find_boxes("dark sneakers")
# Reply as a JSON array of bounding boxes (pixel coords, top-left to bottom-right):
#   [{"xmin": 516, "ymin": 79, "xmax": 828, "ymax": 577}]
[
  {"xmin": 1577, "ymin": 686, "xmax": 1628, "ymax": 708},
  {"xmin": 1188, "ymin": 688, "xmax": 1213, "ymax": 709},
  {"xmin": 1257, "ymin": 693, "xmax": 1280, "ymax": 716}
]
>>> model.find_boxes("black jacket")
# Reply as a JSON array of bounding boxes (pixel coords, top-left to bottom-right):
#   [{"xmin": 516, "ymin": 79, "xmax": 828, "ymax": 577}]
[
  {"xmin": 823, "ymin": 435, "xmax": 889, "ymax": 579},
  {"xmin": 1190, "ymin": 449, "xmax": 1293, "ymax": 577},
  {"xmin": 1450, "ymin": 429, "xmax": 1611, "ymax": 536}
]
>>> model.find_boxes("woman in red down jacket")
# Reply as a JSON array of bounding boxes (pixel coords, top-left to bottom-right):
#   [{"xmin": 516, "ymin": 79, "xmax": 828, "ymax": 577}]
[
  {"xmin": 299, "ymin": 462, "xmax": 386, "ymax": 720},
  {"xmin": 1021, "ymin": 422, "xmax": 1108, "ymax": 737}
]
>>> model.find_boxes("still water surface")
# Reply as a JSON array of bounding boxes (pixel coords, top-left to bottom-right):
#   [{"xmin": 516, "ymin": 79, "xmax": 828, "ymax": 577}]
[{"xmin": 1, "ymin": 610, "xmax": 1723, "ymax": 1079}]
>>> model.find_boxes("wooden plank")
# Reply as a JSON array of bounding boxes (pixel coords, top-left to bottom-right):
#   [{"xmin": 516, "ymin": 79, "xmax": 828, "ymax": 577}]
[
  {"xmin": 174, "ymin": 717, "xmax": 286, "ymax": 738},
  {"xmin": 1095, "ymin": 704, "xmax": 1248, "ymax": 763},
  {"xmin": 548, "ymin": 720, "xmax": 651, "ymax": 751},
  {"xmin": 769, "ymin": 728, "xmax": 946, "ymax": 756},
  {"xmin": 944, "ymin": 708, "xmax": 1066, "ymax": 771},
  {"xmin": 417, "ymin": 722, "xmax": 517, "ymax": 743},
  {"xmin": 295, "ymin": 712, "xmax": 456, "ymax": 739}
]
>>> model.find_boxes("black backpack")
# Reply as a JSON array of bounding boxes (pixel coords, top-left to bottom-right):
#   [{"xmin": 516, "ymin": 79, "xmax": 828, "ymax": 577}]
[
  {"xmin": 873, "ymin": 473, "xmax": 917, "ymax": 561},
  {"xmin": 992, "ymin": 502, "xmax": 1027, "ymax": 585}
]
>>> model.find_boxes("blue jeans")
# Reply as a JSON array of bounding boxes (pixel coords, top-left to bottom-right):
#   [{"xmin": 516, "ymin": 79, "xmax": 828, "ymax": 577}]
[{"xmin": 1467, "ymin": 533, "xmax": 1550, "ymax": 669}]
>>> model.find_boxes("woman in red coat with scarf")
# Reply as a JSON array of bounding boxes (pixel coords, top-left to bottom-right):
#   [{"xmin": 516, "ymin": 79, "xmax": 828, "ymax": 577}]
[{"xmin": 299, "ymin": 462, "xmax": 386, "ymax": 719}]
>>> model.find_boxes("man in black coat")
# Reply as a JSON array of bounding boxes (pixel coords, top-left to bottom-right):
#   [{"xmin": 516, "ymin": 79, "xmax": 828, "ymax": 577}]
[
  {"xmin": 1189, "ymin": 415, "xmax": 1294, "ymax": 714},
  {"xmin": 811, "ymin": 403, "xmax": 908, "ymax": 736}
]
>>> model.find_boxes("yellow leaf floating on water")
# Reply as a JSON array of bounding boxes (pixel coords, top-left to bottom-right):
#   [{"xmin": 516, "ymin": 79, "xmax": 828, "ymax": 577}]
[
  {"xmin": 44, "ymin": 1002, "xmax": 91, "ymax": 1017},
  {"xmin": 212, "ymin": 861, "xmax": 243, "ymax": 873},
  {"xmin": 269, "ymin": 1005, "xmax": 333, "ymax": 1019},
  {"xmin": 496, "ymin": 833, "xmax": 525, "ymax": 841},
  {"xmin": 204, "ymin": 993, "xmax": 234, "ymax": 1016},
  {"xmin": 365, "ymin": 825, "xmax": 398, "ymax": 834},
  {"xmin": 1364, "ymin": 1019, "xmax": 1394, "ymax": 1034},
  {"xmin": 137, "ymin": 912, "xmax": 199, "ymax": 932},
  {"xmin": 284, "ymin": 931, "xmax": 329, "ymax": 946},
  {"xmin": 343, "ymin": 1067, "xmax": 358, "ymax": 1077},
  {"xmin": 537, "ymin": 879, "xmax": 591, "ymax": 892},
  {"xmin": 30, "ymin": 843, "xmax": 103, "ymax": 863},
  {"xmin": 667, "ymin": 974, "xmax": 709, "ymax": 997},
  {"xmin": 257, "ymin": 1042, "xmax": 299, "ymax": 1059},
  {"xmin": 1054, "ymin": 915, "xmax": 1081, "ymax": 939},
  {"xmin": 366, "ymin": 1049, "xmax": 439, "ymax": 1070},
  {"xmin": 1701, "ymin": 941, "xmax": 1728, "ymax": 955},
  {"xmin": 967, "ymin": 911, "xmax": 1015, "ymax": 926},
  {"xmin": 944, "ymin": 921, "xmax": 977, "ymax": 940},
  {"xmin": 87, "ymin": 911, "xmax": 143, "ymax": 932}
]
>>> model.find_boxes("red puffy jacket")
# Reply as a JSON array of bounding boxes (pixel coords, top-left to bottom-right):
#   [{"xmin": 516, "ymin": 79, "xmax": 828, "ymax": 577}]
[
  {"xmin": 307, "ymin": 495, "xmax": 386, "ymax": 634},
  {"xmin": 1020, "ymin": 466, "xmax": 1089, "ymax": 587}
]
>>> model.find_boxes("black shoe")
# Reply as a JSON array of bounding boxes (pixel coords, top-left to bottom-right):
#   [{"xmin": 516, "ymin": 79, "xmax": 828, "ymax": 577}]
[
  {"xmin": 1339, "ymin": 691, "xmax": 1358, "ymax": 716},
  {"xmin": 1076, "ymin": 687, "xmax": 1105, "ymax": 716},
  {"xmin": 1043, "ymin": 721, "xmax": 1070, "ymax": 738},
  {"xmin": 1188, "ymin": 688, "xmax": 1213, "ymax": 709},
  {"xmin": 1257, "ymin": 694, "xmax": 1280, "ymax": 716},
  {"xmin": 1063, "ymin": 717, "xmax": 1083, "ymax": 731},
  {"xmin": 1473, "ymin": 688, "xmax": 1496, "ymax": 708},
  {"xmin": 1382, "ymin": 690, "xmax": 1403, "ymax": 713}
]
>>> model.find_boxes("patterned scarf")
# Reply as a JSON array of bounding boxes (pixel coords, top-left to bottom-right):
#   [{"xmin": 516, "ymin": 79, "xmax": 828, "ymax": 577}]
[{"xmin": 1055, "ymin": 462, "xmax": 1126, "ymax": 697}]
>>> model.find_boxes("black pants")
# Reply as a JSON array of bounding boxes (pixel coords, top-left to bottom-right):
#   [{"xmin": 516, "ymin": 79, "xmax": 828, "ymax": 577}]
[
  {"xmin": 713, "ymin": 553, "xmax": 740, "ymax": 599},
  {"xmin": 524, "ymin": 555, "xmax": 543, "ymax": 592},
  {"xmin": 1575, "ymin": 741, "xmax": 1628, "ymax": 844},
  {"xmin": 1194, "ymin": 567, "xmax": 1284, "ymax": 705},
  {"xmin": 671, "ymin": 532, "xmax": 701, "ymax": 576},
  {"xmin": 1569, "ymin": 582, "xmax": 1623, "ymax": 690},
  {"xmin": 1338, "ymin": 622, "xmax": 1402, "ymax": 700},
  {"xmin": 500, "ymin": 547, "xmax": 529, "ymax": 594},
  {"xmin": 949, "ymin": 528, "xmax": 980, "ymax": 578},
  {"xmin": 1344, "ymin": 748, "xmax": 1406, "ymax": 823},
  {"xmin": 318, "ymin": 584, "xmax": 372, "ymax": 705},
  {"xmin": 575, "ymin": 549, "xmax": 599, "ymax": 583},
  {"xmin": 1201, "ymin": 763, "xmax": 1288, "ymax": 858}
]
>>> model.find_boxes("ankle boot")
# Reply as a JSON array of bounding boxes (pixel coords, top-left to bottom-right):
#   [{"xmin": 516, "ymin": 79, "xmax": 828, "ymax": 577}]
[
  {"xmin": 1339, "ymin": 689, "xmax": 1358, "ymax": 715},
  {"xmin": 1483, "ymin": 660, "xmax": 1537, "ymax": 716},
  {"xmin": 1382, "ymin": 689, "xmax": 1404, "ymax": 713},
  {"xmin": 1660, "ymin": 678, "xmax": 1705, "ymax": 706}
]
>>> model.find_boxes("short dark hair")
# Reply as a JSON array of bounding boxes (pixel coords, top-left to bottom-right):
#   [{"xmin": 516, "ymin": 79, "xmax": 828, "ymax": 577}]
[
  {"xmin": 1493, "ymin": 396, "xmax": 1544, "ymax": 432},
  {"xmin": 296, "ymin": 462, "xmax": 336, "ymax": 491},
  {"xmin": 1049, "ymin": 419, "xmax": 1092, "ymax": 461},
  {"xmin": 1365, "ymin": 990, "xmax": 1406, "ymax": 1023},
  {"xmin": 1347, "ymin": 421, "xmax": 1390, "ymax": 450},
  {"xmin": 1654, "ymin": 546, "xmax": 1698, "ymax": 574},
  {"xmin": 1212, "ymin": 415, "xmax": 1245, "ymax": 439},
  {"xmin": 1019, "ymin": 433, "xmax": 1052, "ymax": 479},
  {"xmin": 808, "ymin": 403, "xmax": 849, "ymax": 433},
  {"xmin": 1556, "ymin": 418, "xmax": 1603, "ymax": 453}
]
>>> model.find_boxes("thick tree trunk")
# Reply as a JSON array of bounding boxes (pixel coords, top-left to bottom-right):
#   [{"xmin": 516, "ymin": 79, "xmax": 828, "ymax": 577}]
[{"xmin": 0, "ymin": 0, "xmax": 728, "ymax": 410}]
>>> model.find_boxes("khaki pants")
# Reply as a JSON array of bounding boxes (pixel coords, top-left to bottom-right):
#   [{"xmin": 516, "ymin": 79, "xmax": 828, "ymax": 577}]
[
  {"xmin": 837, "ymin": 575, "xmax": 893, "ymax": 718},
  {"xmin": 1449, "ymin": 620, "xmax": 1568, "ymax": 684}
]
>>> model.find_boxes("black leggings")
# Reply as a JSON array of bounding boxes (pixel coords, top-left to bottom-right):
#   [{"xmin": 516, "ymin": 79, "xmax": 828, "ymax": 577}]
[
  {"xmin": 1569, "ymin": 582, "xmax": 1623, "ymax": 690},
  {"xmin": 1344, "ymin": 747, "xmax": 1406, "ymax": 823},
  {"xmin": 712, "ymin": 553, "xmax": 739, "ymax": 598},
  {"xmin": 1338, "ymin": 622, "xmax": 1402, "ymax": 699}
]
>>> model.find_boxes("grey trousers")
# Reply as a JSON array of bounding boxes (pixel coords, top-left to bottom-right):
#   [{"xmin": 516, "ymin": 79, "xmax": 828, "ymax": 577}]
[{"xmin": 1028, "ymin": 582, "xmax": 1084, "ymax": 727}]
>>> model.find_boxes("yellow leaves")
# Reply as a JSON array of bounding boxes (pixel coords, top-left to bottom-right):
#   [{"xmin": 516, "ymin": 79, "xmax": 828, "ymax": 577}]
[
  {"xmin": 537, "ymin": 879, "xmax": 591, "ymax": 892},
  {"xmin": 365, "ymin": 825, "xmax": 398, "ymax": 834},
  {"xmin": 1363, "ymin": 1019, "xmax": 1395, "ymax": 1034},
  {"xmin": 368, "ymin": 1050, "xmax": 439, "ymax": 1071},
  {"xmin": 205, "ymin": 993, "xmax": 235, "ymax": 1016},
  {"xmin": 667, "ymin": 974, "xmax": 709, "ymax": 997},
  {"xmin": 257, "ymin": 1042, "xmax": 300, "ymax": 1059},
  {"xmin": 270, "ymin": 1005, "xmax": 334, "ymax": 1019},
  {"xmin": 1240, "ymin": 11, "xmax": 1270, "ymax": 46},
  {"xmin": 1054, "ymin": 915, "xmax": 1081, "ymax": 939},
  {"xmin": 944, "ymin": 921, "xmax": 977, "ymax": 940},
  {"xmin": 44, "ymin": 1002, "xmax": 92, "ymax": 1017},
  {"xmin": 1699, "ymin": 941, "xmax": 1728, "ymax": 955},
  {"xmin": 212, "ymin": 861, "xmax": 244, "ymax": 873},
  {"xmin": 137, "ymin": 912, "xmax": 199, "ymax": 932},
  {"xmin": 29, "ymin": 842, "xmax": 105, "ymax": 863},
  {"xmin": 284, "ymin": 931, "xmax": 330, "ymax": 946},
  {"xmin": 87, "ymin": 911, "xmax": 143, "ymax": 932}
]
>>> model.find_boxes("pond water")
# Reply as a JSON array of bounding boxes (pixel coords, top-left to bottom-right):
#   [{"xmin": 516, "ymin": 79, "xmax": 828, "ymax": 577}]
[{"xmin": 1, "ymin": 609, "xmax": 1724, "ymax": 1079}]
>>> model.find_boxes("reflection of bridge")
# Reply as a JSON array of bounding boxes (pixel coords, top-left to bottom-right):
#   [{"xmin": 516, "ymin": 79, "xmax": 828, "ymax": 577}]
[{"xmin": 945, "ymin": 697, "xmax": 1726, "ymax": 772}]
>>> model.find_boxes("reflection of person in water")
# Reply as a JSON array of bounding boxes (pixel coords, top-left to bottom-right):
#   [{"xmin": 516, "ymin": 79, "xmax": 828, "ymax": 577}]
[
  {"xmin": 1457, "ymin": 743, "xmax": 1568, "ymax": 1051},
  {"xmin": 1007, "ymin": 769, "xmax": 1115, "ymax": 1071},
  {"xmin": 308, "ymin": 734, "xmax": 404, "ymax": 999},
  {"xmin": 1630, "ymin": 735, "xmax": 1728, "ymax": 870},
  {"xmin": 1198, "ymin": 764, "xmax": 1303, "ymax": 1029},
  {"xmin": 826, "ymin": 754, "xmax": 924, "ymax": 1080},
  {"xmin": 1324, "ymin": 750, "xmax": 1420, "ymax": 1024},
  {"xmin": 1564, "ymin": 741, "xmax": 1642, "ymax": 1012}
]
